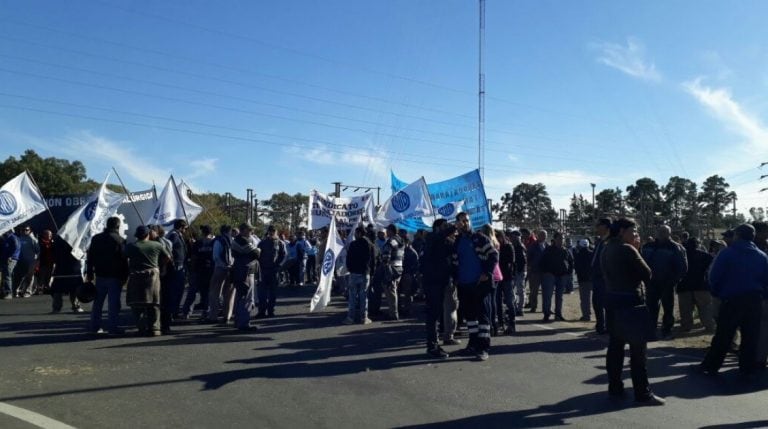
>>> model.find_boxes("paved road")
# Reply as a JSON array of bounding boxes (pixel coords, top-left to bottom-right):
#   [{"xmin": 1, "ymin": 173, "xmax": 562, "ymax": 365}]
[{"xmin": 1, "ymin": 289, "xmax": 767, "ymax": 429}]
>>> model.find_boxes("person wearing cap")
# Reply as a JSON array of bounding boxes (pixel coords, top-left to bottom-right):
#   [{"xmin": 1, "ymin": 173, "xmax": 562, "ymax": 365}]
[
  {"xmin": 231, "ymin": 223, "xmax": 260, "ymax": 330},
  {"xmin": 574, "ymin": 238, "xmax": 594, "ymax": 322},
  {"xmin": 257, "ymin": 225, "xmax": 286, "ymax": 318},
  {"xmin": 695, "ymin": 224, "xmax": 768, "ymax": 375},
  {"xmin": 125, "ymin": 225, "xmax": 171, "ymax": 336}
]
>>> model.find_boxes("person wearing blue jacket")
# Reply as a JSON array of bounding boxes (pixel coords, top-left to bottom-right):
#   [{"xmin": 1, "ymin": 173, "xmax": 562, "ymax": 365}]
[
  {"xmin": 1, "ymin": 230, "xmax": 20, "ymax": 299},
  {"xmin": 695, "ymin": 224, "xmax": 768, "ymax": 375}
]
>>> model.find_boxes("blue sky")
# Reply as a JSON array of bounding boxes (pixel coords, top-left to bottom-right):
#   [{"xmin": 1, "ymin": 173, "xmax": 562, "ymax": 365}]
[{"xmin": 1, "ymin": 0, "xmax": 768, "ymax": 213}]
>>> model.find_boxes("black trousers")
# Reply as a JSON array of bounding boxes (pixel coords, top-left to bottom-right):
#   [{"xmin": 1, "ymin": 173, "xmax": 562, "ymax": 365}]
[
  {"xmin": 424, "ymin": 277, "xmax": 448, "ymax": 349},
  {"xmin": 457, "ymin": 281, "xmax": 493, "ymax": 352},
  {"xmin": 160, "ymin": 274, "xmax": 173, "ymax": 332},
  {"xmin": 368, "ymin": 265, "xmax": 384, "ymax": 314},
  {"xmin": 702, "ymin": 292, "xmax": 763, "ymax": 373},
  {"xmin": 592, "ymin": 280, "xmax": 606, "ymax": 333},
  {"xmin": 646, "ymin": 281, "xmax": 675, "ymax": 333},
  {"xmin": 606, "ymin": 309, "xmax": 651, "ymax": 400}
]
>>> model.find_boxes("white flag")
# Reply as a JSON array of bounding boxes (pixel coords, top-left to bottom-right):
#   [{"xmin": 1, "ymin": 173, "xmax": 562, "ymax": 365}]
[
  {"xmin": 177, "ymin": 181, "xmax": 203, "ymax": 224},
  {"xmin": 375, "ymin": 176, "xmax": 433, "ymax": 226},
  {"xmin": 58, "ymin": 173, "xmax": 124, "ymax": 260},
  {"xmin": 433, "ymin": 200, "xmax": 464, "ymax": 221},
  {"xmin": 310, "ymin": 217, "xmax": 345, "ymax": 312},
  {"xmin": 148, "ymin": 176, "xmax": 187, "ymax": 230},
  {"xmin": 0, "ymin": 172, "xmax": 48, "ymax": 233}
]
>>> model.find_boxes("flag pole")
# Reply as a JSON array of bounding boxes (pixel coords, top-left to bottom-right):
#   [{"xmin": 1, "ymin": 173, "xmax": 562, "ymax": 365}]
[
  {"xmin": 24, "ymin": 169, "xmax": 59, "ymax": 231},
  {"xmin": 112, "ymin": 167, "xmax": 146, "ymax": 226},
  {"xmin": 170, "ymin": 175, "xmax": 190, "ymax": 225}
]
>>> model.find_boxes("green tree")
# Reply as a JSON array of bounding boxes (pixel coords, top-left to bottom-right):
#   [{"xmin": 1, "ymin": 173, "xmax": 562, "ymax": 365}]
[
  {"xmin": 698, "ymin": 175, "xmax": 735, "ymax": 235},
  {"xmin": 662, "ymin": 176, "xmax": 698, "ymax": 234},
  {"xmin": 263, "ymin": 192, "xmax": 309, "ymax": 233},
  {"xmin": 595, "ymin": 188, "xmax": 625, "ymax": 217},
  {"xmin": 0, "ymin": 149, "xmax": 100, "ymax": 195},
  {"xmin": 567, "ymin": 193, "xmax": 594, "ymax": 236},
  {"xmin": 498, "ymin": 183, "xmax": 556, "ymax": 230},
  {"xmin": 626, "ymin": 178, "xmax": 663, "ymax": 238}
]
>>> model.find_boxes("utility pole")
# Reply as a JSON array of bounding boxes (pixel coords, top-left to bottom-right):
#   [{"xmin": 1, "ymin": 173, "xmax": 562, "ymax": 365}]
[
  {"xmin": 332, "ymin": 182, "xmax": 342, "ymax": 198},
  {"xmin": 478, "ymin": 0, "xmax": 486, "ymax": 181},
  {"xmin": 246, "ymin": 188, "xmax": 253, "ymax": 224},
  {"xmin": 591, "ymin": 183, "xmax": 596, "ymax": 219}
]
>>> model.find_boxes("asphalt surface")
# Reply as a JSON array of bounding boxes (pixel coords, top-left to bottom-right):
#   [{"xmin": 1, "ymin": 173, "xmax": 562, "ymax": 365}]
[{"xmin": 1, "ymin": 288, "xmax": 767, "ymax": 429}]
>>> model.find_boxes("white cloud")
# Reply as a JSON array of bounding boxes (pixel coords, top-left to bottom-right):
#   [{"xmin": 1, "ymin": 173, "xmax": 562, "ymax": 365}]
[
  {"xmin": 592, "ymin": 37, "xmax": 662, "ymax": 82},
  {"xmin": 187, "ymin": 158, "xmax": 218, "ymax": 179},
  {"xmin": 284, "ymin": 145, "xmax": 390, "ymax": 179},
  {"xmin": 59, "ymin": 131, "xmax": 169, "ymax": 186}
]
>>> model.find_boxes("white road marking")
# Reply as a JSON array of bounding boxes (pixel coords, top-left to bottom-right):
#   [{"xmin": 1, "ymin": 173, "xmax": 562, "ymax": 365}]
[{"xmin": 0, "ymin": 402, "xmax": 77, "ymax": 429}]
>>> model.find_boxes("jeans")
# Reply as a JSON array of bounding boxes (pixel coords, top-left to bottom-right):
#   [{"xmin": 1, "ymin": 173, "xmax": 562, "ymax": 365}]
[
  {"xmin": 1, "ymin": 258, "xmax": 17, "ymax": 296},
  {"xmin": 513, "ymin": 273, "xmax": 526, "ymax": 314},
  {"xmin": 646, "ymin": 281, "xmax": 675, "ymax": 334},
  {"xmin": 384, "ymin": 268, "xmax": 402, "ymax": 319},
  {"xmin": 298, "ymin": 258, "xmax": 307, "ymax": 285},
  {"xmin": 501, "ymin": 279, "xmax": 516, "ymax": 331},
  {"xmin": 489, "ymin": 281, "xmax": 501, "ymax": 331},
  {"xmin": 702, "ymin": 292, "xmax": 763, "ymax": 373},
  {"xmin": 347, "ymin": 273, "xmax": 370, "ymax": 322},
  {"xmin": 233, "ymin": 273, "xmax": 255, "ymax": 329},
  {"xmin": 90, "ymin": 277, "xmax": 123, "ymax": 333},
  {"xmin": 606, "ymin": 308, "xmax": 652, "ymax": 400},
  {"xmin": 458, "ymin": 281, "xmax": 493, "ymax": 352},
  {"xmin": 258, "ymin": 269, "xmax": 279, "ymax": 316},
  {"xmin": 541, "ymin": 273, "xmax": 566, "ymax": 317},
  {"xmin": 442, "ymin": 280, "xmax": 458, "ymax": 341},
  {"xmin": 578, "ymin": 280, "xmax": 593, "ymax": 319},
  {"xmin": 208, "ymin": 266, "xmax": 232, "ymax": 321},
  {"xmin": 678, "ymin": 290, "xmax": 715, "ymax": 331},
  {"xmin": 527, "ymin": 271, "xmax": 542, "ymax": 311}
]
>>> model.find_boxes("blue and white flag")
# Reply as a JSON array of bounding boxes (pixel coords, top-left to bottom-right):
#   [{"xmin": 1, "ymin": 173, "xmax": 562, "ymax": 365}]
[
  {"xmin": 375, "ymin": 176, "xmax": 433, "ymax": 227},
  {"xmin": 148, "ymin": 176, "xmax": 187, "ymax": 230},
  {"xmin": 432, "ymin": 200, "xmax": 464, "ymax": 221},
  {"xmin": 177, "ymin": 181, "xmax": 203, "ymax": 225},
  {"xmin": 0, "ymin": 172, "xmax": 48, "ymax": 233},
  {"xmin": 310, "ymin": 217, "xmax": 344, "ymax": 312},
  {"xmin": 58, "ymin": 173, "xmax": 124, "ymax": 260}
]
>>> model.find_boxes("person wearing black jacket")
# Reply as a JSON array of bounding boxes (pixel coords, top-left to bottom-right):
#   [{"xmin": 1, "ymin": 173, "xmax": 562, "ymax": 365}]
[
  {"xmin": 591, "ymin": 218, "xmax": 612, "ymax": 334},
  {"xmin": 344, "ymin": 227, "xmax": 376, "ymax": 325},
  {"xmin": 677, "ymin": 238, "xmax": 715, "ymax": 332},
  {"xmin": 509, "ymin": 231, "xmax": 527, "ymax": 316},
  {"xmin": 497, "ymin": 231, "xmax": 516, "ymax": 334},
  {"xmin": 539, "ymin": 232, "xmax": 574, "ymax": 322},
  {"xmin": 86, "ymin": 216, "xmax": 129, "ymax": 335},
  {"xmin": 573, "ymin": 239, "xmax": 594, "ymax": 322},
  {"xmin": 231, "ymin": 223, "xmax": 260, "ymax": 331},
  {"xmin": 257, "ymin": 225, "xmax": 286, "ymax": 318},
  {"xmin": 422, "ymin": 219, "xmax": 454, "ymax": 359}
]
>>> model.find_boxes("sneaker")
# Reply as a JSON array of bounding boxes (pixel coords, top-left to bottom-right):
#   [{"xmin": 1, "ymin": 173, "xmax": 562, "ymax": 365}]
[
  {"xmin": 1, "ymin": 294, "xmax": 12, "ymax": 300},
  {"xmin": 342, "ymin": 317, "xmax": 354, "ymax": 325},
  {"xmin": 72, "ymin": 307, "xmax": 84, "ymax": 313},
  {"xmin": 442, "ymin": 338, "xmax": 462, "ymax": 346},
  {"xmin": 475, "ymin": 350, "xmax": 489, "ymax": 361},
  {"xmin": 427, "ymin": 347, "xmax": 449, "ymax": 360},
  {"xmin": 635, "ymin": 393, "xmax": 665, "ymax": 406},
  {"xmin": 22, "ymin": 292, "xmax": 32, "ymax": 298},
  {"xmin": 361, "ymin": 318, "xmax": 372, "ymax": 325},
  {"xmin": 89, "ymin": 328, "xmax": 106, "ymax": 335}
]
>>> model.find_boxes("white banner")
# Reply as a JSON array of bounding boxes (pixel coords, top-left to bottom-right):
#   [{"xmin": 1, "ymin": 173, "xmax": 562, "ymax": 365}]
[
  {"xmin": 307, "ymin": 190, "xmax": 374, "ymax": 231},
  {"xmin": 375, "ymin": 176, "xmax": 434, "ymax": 227},
  {"xmin": 58, "ymin": 174, "xmax": 124, "ymax": 260},
  {"xmin": 433, "ymin": 200, "xmax": 464, "ymax": 221},
  {"xmin": 177, "ymin": 181, "xmax": 203, "ymax": 225},
  {"xmin": 0, "ymin": 172, "xmax": 48, "ymax": 233},
  {"xmin": 148, "ymin": 176, "xmax": 187, "ymax": 230},
  {"xmin": 310, "ymin": 217, "xmax": 344, "ymax": 312}
]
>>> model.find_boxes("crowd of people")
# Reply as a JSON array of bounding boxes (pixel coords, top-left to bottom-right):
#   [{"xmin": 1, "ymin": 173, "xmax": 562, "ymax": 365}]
[{"xmin": 2, "ymin": 213, "xmax": 768, "ymax": 407}]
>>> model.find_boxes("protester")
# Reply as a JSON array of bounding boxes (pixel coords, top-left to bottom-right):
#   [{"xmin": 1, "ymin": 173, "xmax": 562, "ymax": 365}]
[
  {"xmin": 601, "ymin": 218, "xmax": 664, "ymax": 406},
  {"xmin": 50, "ymin": 237, "xmax": 85, "ymax": 314},
  {"xmin": 231, "ymin": 223, "xmax": 260, "ymax": 331},
  {"xmin": 206, "ymin": 225, "xmax": 233, "ymax": 324},
  {"xmin": 573, "ymin": 238, "xmax": 594, "ymax": 322},
  {"xmin": 306, "ymin": 237, "xmax": 319, "ymax": 284},
  {"xmin": 15, "ymin": 225, "xmax": 39, "ymax": 297},
  {"xmin": 696, "ymin": 224, "xmax": 767, "ymax": 376},
  {"xmin": 400, "ymin": 236, "xmax": 419, "ymax": 317},
  {"xmin": 563, "ymin": 237, "xmax": 575, "ymax": 294},
  {"xmin": 642, "ymin": 225, "xmax": 688, "ymax": 339},
  {"xmin": 422, "ymin": 219, "xmax": 457, "ymax": 358},
  {"xmin": 526, "ymin": 230, "xmax": 547, "ymax": 313},
  {"xmin": 677, "ymin": 237, "xmax": 715, "ymax": 333},
  {"xmin": 126, "ymin": 226, "xmax": 170, "ymax": 336},
  {"xmin": 591, "ymin": 218, "xmax": 612, "ymax": 334},
  {"xmin": 36, "ymin": 230, "xmax": 55, "ymax": 295},
  {"xmin": 481, "ymin": 225, "xmax": 503, "ymax": 335},
  {"xmin": 165, "ymin": 219, "xmax": 189, "ymax": 320},
  {"xmin": 86, "ymin": 216, "xmax": 129, "ymax": 335},
  {"xmin": 539, "ymin": 232, "xmax": 573, "ymax": 322},
  {"xmin": 509, "ymin": 230, "xmax": 527, "ymax": 317},
  {"xmin": 182, "ymin": 225, "xmax": 215, "ymax": 319},
  {"xmin": 497, "ymin": 230, "xmax": 516, "ymax": 334},
  {"xmin": 452, "ymin": 212, "xmax": 498, "ymax": 361},
  {"xmin": 0, "ymin": 229, "xmax": 20, "ymax": 300},
  {"xmin": 344, "ymin": 226, "xmax": 375, "ymax": 325},
  {"xmin": 295, "ymin": 230, "xmax": 310, "ymax": 286},
  {"xmin": 381, "ymin": 224, "xmax": 405, "ymax": 321},
  {"xmin": 257, "ymin": 225, "xmax": 286, "ymax": 318}
]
